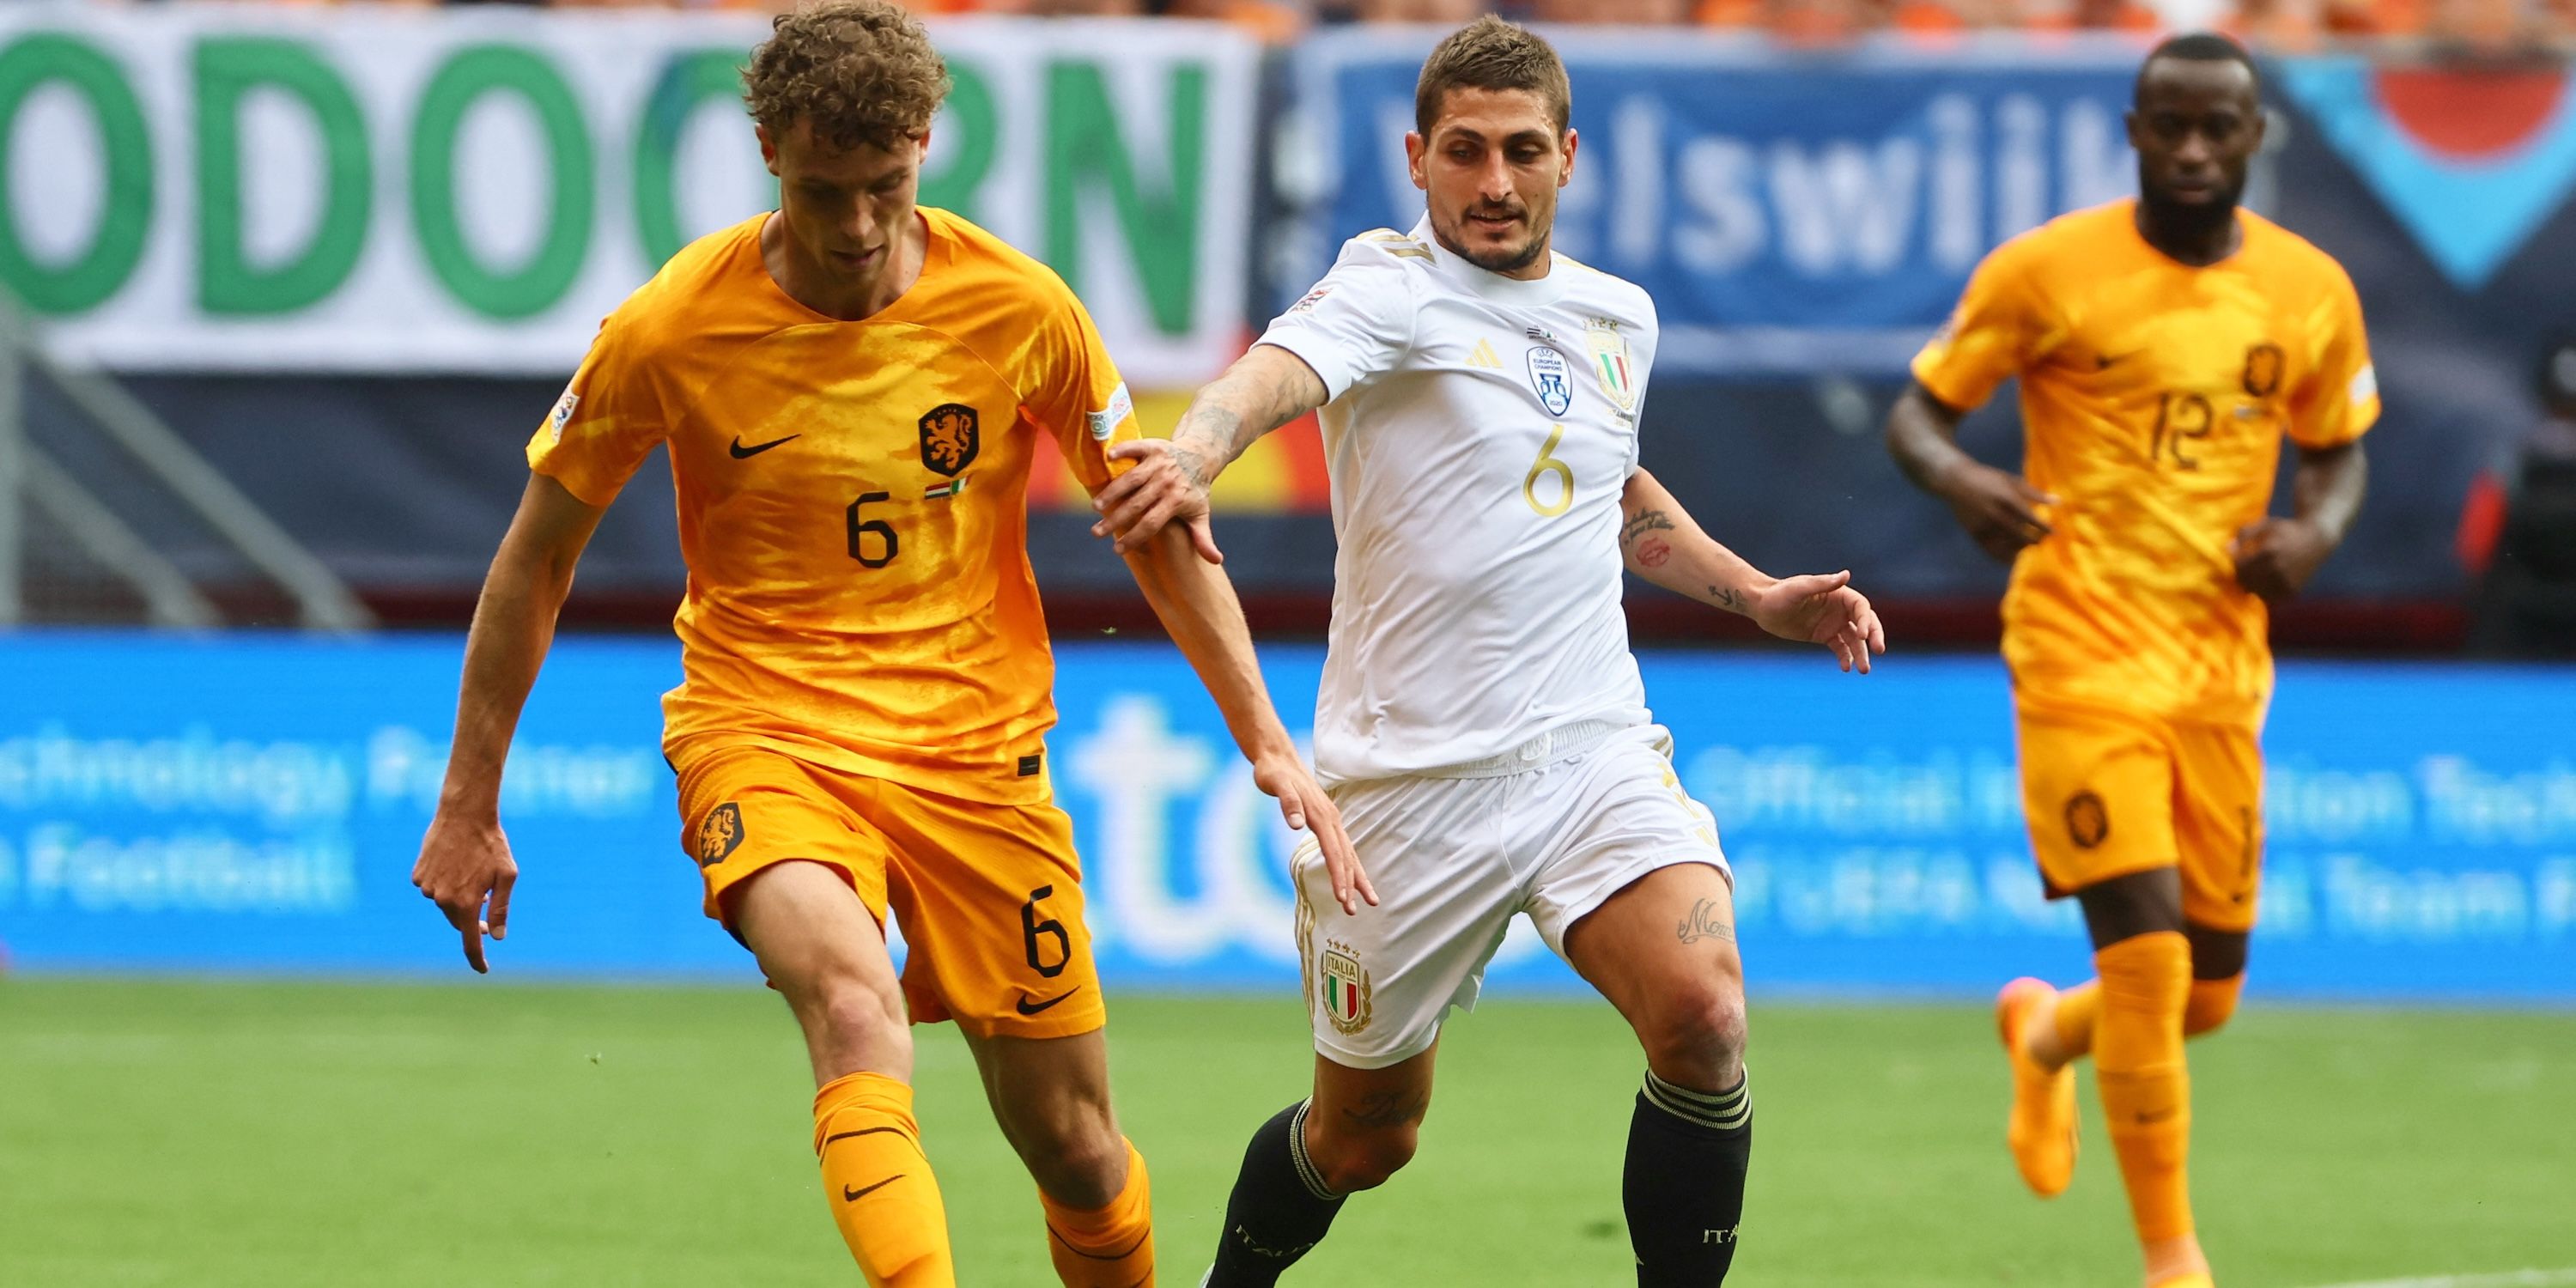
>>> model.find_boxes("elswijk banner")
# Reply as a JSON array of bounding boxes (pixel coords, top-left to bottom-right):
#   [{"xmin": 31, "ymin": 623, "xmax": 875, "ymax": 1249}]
[
  {"xmin": 1285, "ymin": 30, "xmax": 2144, "ymax": 374},
  {"xmin": 0, "ymin": 8, "xmax": 1256, "ymax": 381}
]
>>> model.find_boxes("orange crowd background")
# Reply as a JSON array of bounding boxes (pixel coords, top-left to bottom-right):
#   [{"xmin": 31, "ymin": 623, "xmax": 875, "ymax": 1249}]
[{"xmin": 197, "ymin": 0, "xmax": 2576, "ymax": 55}]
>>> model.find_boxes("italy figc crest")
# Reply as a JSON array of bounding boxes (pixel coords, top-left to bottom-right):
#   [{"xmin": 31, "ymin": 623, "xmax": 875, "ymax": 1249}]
[
  {"xmin": 1588, "ymin": 316, "xmax": 1637, "ymax": 414},
  {"xmin": 1320, "ymin": 942, "xmax": 1371, "ymax": 1035}
]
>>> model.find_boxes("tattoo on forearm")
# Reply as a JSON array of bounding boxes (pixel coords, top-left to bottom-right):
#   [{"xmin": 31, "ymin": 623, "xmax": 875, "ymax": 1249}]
[
  {"xmin": 1619, "ymin": 509, "xmax": 1676, "ymax": 548},
  {"xmin": 1170, "ymin": 363, "xmax": 1312, "ymax": 485},
  {"xmin": 1340, "ymin": 1089, "xmax": 1429, "ymax": 1130},
  {"xmin": 1677, "ymin": 897, "xmax": 1735, "ymax": 945},
  {"xmin": 1167, "ymin": 405, "xmax": 1241, "ymax": 485},
  {"xmin": 1709, "ymin": 586, "xmax": 1745, "ymax": 613},
  {"xmin": 1622, "ymin": 510, "xmax": 1680, "ymax": 568}
]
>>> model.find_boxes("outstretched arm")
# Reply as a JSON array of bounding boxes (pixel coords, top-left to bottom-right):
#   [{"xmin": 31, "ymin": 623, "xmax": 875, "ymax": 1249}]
[
  {"xmin": 1619, "ymin": 469, "xmax": 1886, "ymax": 674},
  {"xmin": 1120, "ymin": 524, "xmax": 1374, "ymax": 914},
  {"xmin": 412, "ymin": 473, "xmax": 606, "ymax": 972},
  {"xmin": 1089, "ymin": 344, "xmax": 1329, "ymax": 561},
  {"xmin": 1884, "ymin": 381, "xmax": 2056, "ymax": 564},
  {"xmin": 2233, "ymin": 440, "xmax": 2367, "ymax": 603}
]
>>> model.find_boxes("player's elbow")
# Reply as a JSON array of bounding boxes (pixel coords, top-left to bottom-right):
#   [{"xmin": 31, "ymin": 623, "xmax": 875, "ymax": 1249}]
[
  {"xmin": 1880, "ymin": 393, "xmax": 1924, "ymax": 460},
  {"xmin": 1883, "ymin": 385, "xmax": 1957, "ymax": 477}
]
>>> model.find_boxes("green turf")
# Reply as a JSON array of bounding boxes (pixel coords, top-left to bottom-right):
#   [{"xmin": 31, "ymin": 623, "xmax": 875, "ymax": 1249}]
[{"xmin": 2, "ymin": 979, "xmax": 2569, "ymax": 1286}]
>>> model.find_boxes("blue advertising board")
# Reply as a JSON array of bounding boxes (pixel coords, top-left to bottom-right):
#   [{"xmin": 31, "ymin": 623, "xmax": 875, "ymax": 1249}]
[
  {"xmin": 1285, "ymin": 31, "xmax": 2141, "ymax": 374},
  {"xmin": 2, "ymin": 635, "xmax": 2571, "ymax": 1002}
]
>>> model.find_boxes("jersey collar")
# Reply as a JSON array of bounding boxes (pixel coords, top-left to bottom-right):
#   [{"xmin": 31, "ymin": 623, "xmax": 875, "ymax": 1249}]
[{"xmin": 1413, "ymin": 215, "xmax": 1571, "ymax": 307}]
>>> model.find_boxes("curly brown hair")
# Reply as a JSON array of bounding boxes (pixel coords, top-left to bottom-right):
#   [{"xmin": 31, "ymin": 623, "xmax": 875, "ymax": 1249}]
[
  {"xmin": 743, "ymin": 0, "xmax": 951, "ymax": 154},
  {"xmin": 1414, "ymin": 15, "xmax": 1570, "ymax": 139}
]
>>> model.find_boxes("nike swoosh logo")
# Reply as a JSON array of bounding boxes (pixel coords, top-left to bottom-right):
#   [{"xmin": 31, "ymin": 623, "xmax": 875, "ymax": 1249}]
[
  {"xmin": 842, "ymin": 1176, "xmax": 902, "ymax": 1203},
  {"xmin": 1017, "ymin": 988, "xmax": 1079, "ymax": 1016},
  {"xmin": 729, "ymin": 434, "xmax": 800, "ymax": 459}
]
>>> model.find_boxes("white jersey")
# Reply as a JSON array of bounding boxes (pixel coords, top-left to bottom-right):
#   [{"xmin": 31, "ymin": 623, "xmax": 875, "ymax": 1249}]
[{"xmin": 1258, "ymin": 216, "xmax": 1660, "ymax": 784}]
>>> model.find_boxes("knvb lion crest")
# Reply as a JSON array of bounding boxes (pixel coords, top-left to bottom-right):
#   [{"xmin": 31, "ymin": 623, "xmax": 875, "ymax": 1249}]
[
  {"xmin": 918, "ymin": 403, "xmax": 980, "ymax": 477},
  {"xmin": 1319, "ymin": 942, "xmax": 1372, "ymax": 1036},
  {"xmin": 696, "ymin": 802, "xmax": 745, "ymax": 866},
  {"xmin": 2065, "ymin": 790, "xmax": 2110, "ymax": 851}
]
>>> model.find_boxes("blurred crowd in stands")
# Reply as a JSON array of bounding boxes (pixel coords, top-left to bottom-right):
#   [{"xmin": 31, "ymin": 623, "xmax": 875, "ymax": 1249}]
[{"xmin": 136, "ymin": 0, "xmax": 2576, "ymax": 54}]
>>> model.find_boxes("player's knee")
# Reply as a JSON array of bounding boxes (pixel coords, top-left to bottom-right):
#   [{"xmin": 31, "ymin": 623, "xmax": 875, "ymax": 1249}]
[
  {"xmin": 784, "ymin": 967, "xmax": 910, "ymax": 1068},
  {"xmin": 1642, "ymin": 981, "xmax": 1749, "ymax": 1089},
  {"xmin": 2184, "ymin": 975, "xmax": 2244, "ymax": 1036},
  {"xmin": 1312, "ymin": 1124, "xmax": 1418, "ymax": 1194},
  {"xmin": 1014, "ymin": 1115, "xmax": 1127, "ymax": 1210}
]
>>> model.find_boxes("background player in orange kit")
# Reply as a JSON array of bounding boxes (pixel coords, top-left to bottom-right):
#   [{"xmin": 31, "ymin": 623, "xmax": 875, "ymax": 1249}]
[
  {"xmin": 1885, "ymin": 33, "xmax": 2373, "ymax": 1288},
  {"xmin": 405, "ymin": 5, "xmax": 1364, "ymax": 1287}
]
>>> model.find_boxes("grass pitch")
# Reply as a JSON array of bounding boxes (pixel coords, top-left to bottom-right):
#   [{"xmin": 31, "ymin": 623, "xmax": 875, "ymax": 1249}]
[{"xmin": 2, "ymin": 978, "xmax": 2569, "ymax": 1286}]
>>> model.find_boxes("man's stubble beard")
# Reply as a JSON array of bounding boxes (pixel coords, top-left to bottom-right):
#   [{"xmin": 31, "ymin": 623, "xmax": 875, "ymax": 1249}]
[
  {"xmin": 2137, "ymin": 167, "xmax": 2244, "ymax": 246},
  {"xmin": 1433, "ymin": 209, "xmax": 1551, "ymax": 276}
]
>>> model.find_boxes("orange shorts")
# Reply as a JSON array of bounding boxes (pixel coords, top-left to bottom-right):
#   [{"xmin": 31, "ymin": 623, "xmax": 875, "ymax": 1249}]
[
  {"xmin": 673, "ymin": 744, "xmax": 1106, "ymax": 1040},
  {"xmin": 2014, "ymin": 701, "xmax": 2264, "ymax": 933}
]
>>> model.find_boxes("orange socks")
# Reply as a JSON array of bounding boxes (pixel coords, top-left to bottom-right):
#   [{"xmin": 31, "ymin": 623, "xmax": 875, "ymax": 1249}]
[
  {"xmin": 813, "ymin": 1072, "xmax": 956, "ymax": 1287},
  {"xmin": 2051, "ymin": 980, "xmax": 2103, "ymax": 1059},
  {"xmin": 1041, "ymin": 1139, "xmax": 1156, "ymax": 1287},
  {"xmin": 2183, "ymin": 975, "xmax": 2243, "ymax": 1037},
  {"xmin": 2091, "ymin": 932, "xmax": 2196, "ymax": 1253},
  {"xmin": 2043, "ymin": 973, "xmax": 2243, "ymax": 1063}
]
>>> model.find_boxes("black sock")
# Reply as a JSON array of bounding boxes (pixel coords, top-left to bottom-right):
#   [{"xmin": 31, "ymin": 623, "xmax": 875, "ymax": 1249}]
[
  {"xmin": 1205, "ymin": 1099, "xmax": 1347, "ymax": 1287},
  {"xmin": 1626, "ymin": 1068, "xmax": 1753, "ymax": 1287}
]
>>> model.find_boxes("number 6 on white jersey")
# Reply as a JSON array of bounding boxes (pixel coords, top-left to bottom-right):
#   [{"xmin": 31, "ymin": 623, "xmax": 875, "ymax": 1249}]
[{"xmin": 1524, "ymin": 424, "xmax": 1574, "ymax": 517}]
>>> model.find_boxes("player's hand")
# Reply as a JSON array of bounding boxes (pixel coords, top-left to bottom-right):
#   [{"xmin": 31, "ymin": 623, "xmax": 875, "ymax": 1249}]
[
  {"xmin": 1745, "ymin": 571, "xmax": 1887, "ymax": 674},
  {"xmin": 2230, "ymin": 517, "xmax": 2333, "ymax": 605},
  {"xmin": 1091, "ymin": 440, "xmax": 1223, "ymax": 563},
  {"xmin": 412, "ymin": 810, "xmax": 517, "ymax": 974},
  {"xmin": 1252, "ymin": 750, "xmax": 1375, "ymax": 916},
  {"xmin": 1935, "ymin": 461, "xmax": 2056, "ymax": 562}
]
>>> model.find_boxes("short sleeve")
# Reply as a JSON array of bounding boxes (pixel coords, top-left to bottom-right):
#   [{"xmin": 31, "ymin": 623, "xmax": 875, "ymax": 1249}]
[
  {"xmin": 1911, "ymin": 237, "xmax": 2045, "ymax": 413},
  {"xmin": 1255, "ymin": 240, "xmax": 1417, "ymax": 402},
  {"xmin": 1625, "ymin": 295, "xmax": 1660, "ymax": 477},
  {"xmin": 2288, "ymin": 266, "xmax": 2379, "ymax": 449},
  {"xmin": 1020, "ymin": 289, "xmax": 1142, "ymax": 498},
  {"xmin": 526, "ymin": 317, "xmax": 670, "ymax": 507}
]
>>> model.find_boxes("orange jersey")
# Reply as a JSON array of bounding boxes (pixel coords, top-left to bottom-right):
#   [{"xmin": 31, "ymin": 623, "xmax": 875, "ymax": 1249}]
[
  {"xmin": 529, "ymin": 209, "xmax": 1141, "ymax": 804},
  {"xmin": 1912, "ymin": 200, "xmax": 2379, "ymax": 725}
]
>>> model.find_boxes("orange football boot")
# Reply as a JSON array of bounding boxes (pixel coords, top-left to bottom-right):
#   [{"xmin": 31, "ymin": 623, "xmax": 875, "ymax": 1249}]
[{"xmin": 1996, "ymin": 976, "xmax": 2079, "ymax": 1197}]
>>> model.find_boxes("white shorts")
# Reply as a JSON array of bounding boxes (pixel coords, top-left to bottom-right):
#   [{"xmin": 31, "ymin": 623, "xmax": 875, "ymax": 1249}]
[{"xmin": 1291, "ymin": 720, "xmax": 1730, "ymax": 1070}]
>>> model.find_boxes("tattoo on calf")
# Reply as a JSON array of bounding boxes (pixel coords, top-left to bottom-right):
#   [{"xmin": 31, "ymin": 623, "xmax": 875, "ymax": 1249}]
[
  {"xmin": 1677, "ymin": 897, "xmax": 1735, "ymax": 945},
  {"xmin": 1340, "ymin": 1090, "xmax": 1429, "ymax": 1130}
]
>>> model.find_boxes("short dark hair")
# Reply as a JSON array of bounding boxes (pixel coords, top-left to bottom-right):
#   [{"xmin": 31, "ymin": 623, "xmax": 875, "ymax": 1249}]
[
  {"xmin": 1414, "ymin": 15, "xmax": 1571, "ymax": 140},
  {"xmin": 2134, "ymin": 32, "xmax": 2262, "ymax": 107}
]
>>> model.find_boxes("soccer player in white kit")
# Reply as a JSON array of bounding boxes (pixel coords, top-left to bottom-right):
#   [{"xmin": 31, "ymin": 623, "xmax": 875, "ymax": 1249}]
[{"xmin": 1092, "ymin": 18, "xmax": 1884, "ymax": 1284}]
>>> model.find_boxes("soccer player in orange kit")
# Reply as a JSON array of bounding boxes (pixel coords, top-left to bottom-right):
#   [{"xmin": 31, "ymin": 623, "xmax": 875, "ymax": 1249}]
[
  {"xmin": 407, "ymin": 5, "xmax": 1364, "ymax": 1286},
  {"xmin": 1886, "ymin": 33, "xmax": 2373, "ymax": 1288}
]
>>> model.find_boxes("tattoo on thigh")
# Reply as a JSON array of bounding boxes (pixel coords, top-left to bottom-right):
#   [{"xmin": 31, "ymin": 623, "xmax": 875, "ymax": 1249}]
[
  {"xmin": 1340, "ymin": 1090, "xmax": 1428, "ymax": 1130},
  {"xmin": 1677, "ymin": 897, "xmax": 1735, "ymax": 945}
]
